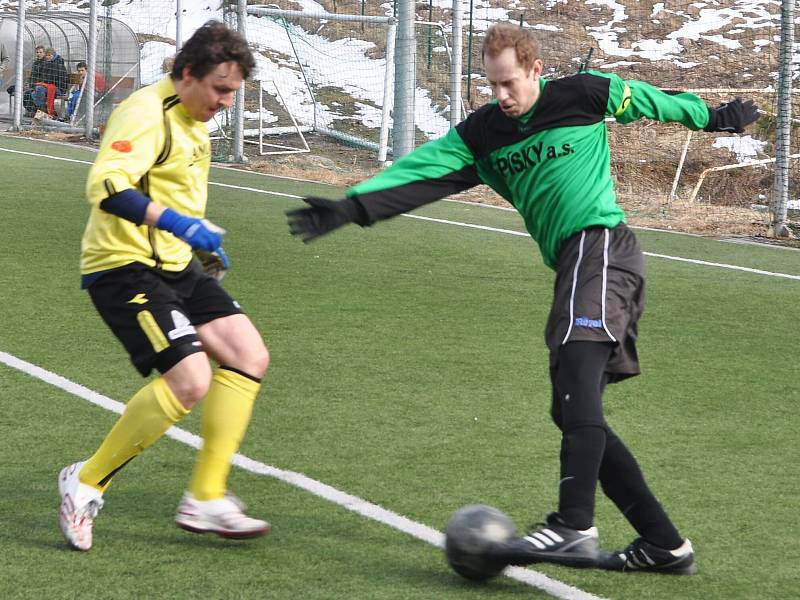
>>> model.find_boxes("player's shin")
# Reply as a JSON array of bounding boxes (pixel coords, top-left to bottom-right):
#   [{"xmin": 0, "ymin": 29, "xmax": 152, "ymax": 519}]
[
  {"xmin": 188, "ymin": 367, "xmax": 261, "ymax": 500},
  {"xmin": 80, "ymin": 377, "xmax": 190, "ymax": 491},
  {"xmin": 558, "ymin": 425, "xmax": 606, "ymax": 529}
]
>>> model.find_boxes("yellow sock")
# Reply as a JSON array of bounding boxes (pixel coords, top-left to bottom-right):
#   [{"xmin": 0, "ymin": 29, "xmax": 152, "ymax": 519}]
[
  {"xmin": 189, "ymin": 368, "xmax": 260, "ymax": 501},
  {"xmin": 80, "ymin": 377, "xmax": 189, "ymax": 492}
]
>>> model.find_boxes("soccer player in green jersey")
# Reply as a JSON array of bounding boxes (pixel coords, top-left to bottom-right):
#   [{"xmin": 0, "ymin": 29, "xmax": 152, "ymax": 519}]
[
  {"xmin": 59, "ymin": 22, "xmax": 271, "ymax": 551},
  {"xmin": 287, "ymin": 23, "xmax": 758, "ymax": 574}
]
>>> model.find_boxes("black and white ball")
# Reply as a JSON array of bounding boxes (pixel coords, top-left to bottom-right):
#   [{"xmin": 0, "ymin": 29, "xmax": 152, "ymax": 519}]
[{"xmin": 444, "ymin": 504, "xmax": 516, "ymax": 581}]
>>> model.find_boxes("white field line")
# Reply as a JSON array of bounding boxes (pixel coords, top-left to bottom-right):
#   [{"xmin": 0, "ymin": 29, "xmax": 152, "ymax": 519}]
[
  {"xmin": 0, "ymin": 148, "xmax": 302, "ymax": 198},
  {"xmin": 403, "ymin": 215, "xmax": 800, "ymax": 281},
  {"xmin": 0, "ymin": 350, "xmax": 604, "ymax": 600},
  {"xmin": 210, "ymin": 180, "xmax": 301, "ymax": 199},
  {"xmin": 1, "ymin": 134, "xmax": 328, "ymax": 184},
  {"xmin": 2, "ymin": 145, "xmax": 798, "ymax": 283},
  {"xmin": 1, "ymin": 136, "xmax": 793, "ymax": 249},
  {"xmin": 0, "ymin": 146, "xmax": 94, "ymax": 164},
  {"xmin": 1, "ymin": 136, "xmax": 797, "ymax": 247}
]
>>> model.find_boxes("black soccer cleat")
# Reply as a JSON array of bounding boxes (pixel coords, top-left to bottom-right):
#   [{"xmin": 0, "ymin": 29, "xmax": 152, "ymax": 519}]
[
  {"xmin": 599, "ymin": 537, "xmax": 697, "ymax": 575},
  {"xmin": 486, "ymin": 512, "xmax": 600, "ymax": 568}
]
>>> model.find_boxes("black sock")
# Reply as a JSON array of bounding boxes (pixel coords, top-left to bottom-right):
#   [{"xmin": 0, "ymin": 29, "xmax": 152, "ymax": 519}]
[
  {"xmin": 558, "ymin": 425, "xmax": 607, "ymax": 530},
  {"xmin": 599, "ymin": 429, "xmax": 683, "ymax": 549},
  {"xmin": 551, "ymin": 341, "xmax": 614, "ymax": 531}
]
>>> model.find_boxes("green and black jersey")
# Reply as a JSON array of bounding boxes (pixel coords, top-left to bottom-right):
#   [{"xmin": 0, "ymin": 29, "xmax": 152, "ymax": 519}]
[{"xmin": 346, "ymin": 71, "xmax": 710, "ymax": 269}]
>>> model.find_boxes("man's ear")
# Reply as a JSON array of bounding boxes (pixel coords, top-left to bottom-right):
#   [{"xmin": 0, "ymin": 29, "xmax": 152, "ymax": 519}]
[{"xmin": 531, "ymin": 58, "xmax": 544, "ymax": 78}]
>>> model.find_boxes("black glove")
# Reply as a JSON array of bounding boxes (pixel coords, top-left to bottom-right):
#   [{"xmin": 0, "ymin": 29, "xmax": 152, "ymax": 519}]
[
  {"xmin": 704, "ymin": 97, "xmax": 758, "ymax": 133},
  {"xmin": 286, "ymin": 196, "xmax": 367, "ymax": 243}
]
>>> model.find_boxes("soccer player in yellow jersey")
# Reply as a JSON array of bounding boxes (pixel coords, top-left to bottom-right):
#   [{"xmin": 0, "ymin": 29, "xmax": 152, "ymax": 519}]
[{"xmin": 58, "ymin": 21, "xmax": 270, "ymax": 551}]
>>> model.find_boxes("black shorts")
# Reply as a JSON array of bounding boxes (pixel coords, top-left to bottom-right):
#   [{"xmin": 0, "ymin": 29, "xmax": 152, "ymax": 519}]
[
  {"xmin": 545, "ymin": 223, "xmax": 645, "ymax": 383},
  {"xmin": 87, "ymin": 261, "xmax": 244, "ymax": 377}
]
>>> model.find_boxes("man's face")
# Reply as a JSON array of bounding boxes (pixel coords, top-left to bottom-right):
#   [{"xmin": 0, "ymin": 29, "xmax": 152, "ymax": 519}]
[
  {"xmin": 77, "ymin": 66, "xmax": 87, "ymax": 79},
  {"xmin": 483, "ymin": 47, "xmax": 543, "ymax": 118},
  {"xmin": 178, "ymin": 61, "xmax": 244, "ymax": 122},
  {"xmin": 35, "ymin": 47, "xmax": 45, "ymax": 60}
]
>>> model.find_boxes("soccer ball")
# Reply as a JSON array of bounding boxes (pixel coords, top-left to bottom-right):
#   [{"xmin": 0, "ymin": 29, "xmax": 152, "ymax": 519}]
[{"xmin": 444, "ymin": 504, "xmax": 517, "ymax": 582}]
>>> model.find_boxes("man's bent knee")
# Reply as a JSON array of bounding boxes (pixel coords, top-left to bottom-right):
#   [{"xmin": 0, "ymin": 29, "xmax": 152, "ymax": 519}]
[
  {"xmin": 197, "ymin": 314, "xmax": 270, "ymax": 379},
  {"xmin": 219, "ymin": 340, "xmax": 269, "ymax": 381},
  {"xmin": 163, "ymin": 353, "xmax": 213, "ymax": 409},
  {"xmin": 248, "ymin": 344, "xmax": 270, "ymax": 379}
]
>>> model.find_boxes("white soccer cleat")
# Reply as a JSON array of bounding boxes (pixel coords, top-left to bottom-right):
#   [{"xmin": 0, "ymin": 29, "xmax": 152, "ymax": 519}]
[
  {"xmin": 175, "ymin": 492, "xmax": 270, "ymax": 539},
  {"xmin": 58, "ymin": 461, "xmax": 104, "ymax": 551}
]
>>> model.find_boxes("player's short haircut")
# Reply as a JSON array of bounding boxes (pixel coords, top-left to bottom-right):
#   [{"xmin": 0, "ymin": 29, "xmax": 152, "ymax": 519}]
[
  {"xmin": 76, "ymin": 61, "xmax": 87, "ymax": 70},
  {"xmin": 481, "ymin": 23, "xmax": 540, "ymax": 72},
  {"xmin": 171, "ymin": 20, "xmax": 255, "ymax": 81},
  {"xmin": 35, "ymin": 45, "xmax": 45, "ymax": 51}
]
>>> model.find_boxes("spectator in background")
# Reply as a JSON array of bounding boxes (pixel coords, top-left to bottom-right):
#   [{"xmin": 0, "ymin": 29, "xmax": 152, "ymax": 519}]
[
  {"xmin": 30, "ymin": 47, "xmax": 68, "ymax": 117},
  {"xmin": 20, "ymin": 45, "xmax": 47, "ymax": 116},
  {"xmin": 66, "ymin": 61, "xmax": 108, "ymax": 120},
  {"xmin": 0, "ymin": 41, "xmax": 9, "ymax": 90}
]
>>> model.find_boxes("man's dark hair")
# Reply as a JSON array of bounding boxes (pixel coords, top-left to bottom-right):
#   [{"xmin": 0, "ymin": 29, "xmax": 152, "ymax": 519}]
[
  {"xmin": 76, "ymin": 61, "xmax": 87, "ymax": 70},
  {"xmin": 171, "ymin": 20, "xmax": 255, "ymax": 81}
]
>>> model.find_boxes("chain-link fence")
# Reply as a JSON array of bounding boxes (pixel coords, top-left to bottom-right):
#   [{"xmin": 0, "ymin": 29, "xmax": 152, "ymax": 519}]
[
  {"xmin": 456, "ymin": 0, "xmax": 799, "ymax": 237},
  {"xmin": 0, "ymin": 7, "xmax": 139, "ymax": 128},
  {"xmin": 1, "ymin": 0, "xmax": 796, "ymax": 239}
]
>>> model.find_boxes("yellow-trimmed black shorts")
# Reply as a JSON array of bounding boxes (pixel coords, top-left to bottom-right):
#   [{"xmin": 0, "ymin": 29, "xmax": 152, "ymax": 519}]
[
  {"xmin": 87, "ymin": 260, "xmax": 243, "ymax": 377},
  {"xmin": 545, "ymin": 223, "xmax": 645, "ymax": 383}
]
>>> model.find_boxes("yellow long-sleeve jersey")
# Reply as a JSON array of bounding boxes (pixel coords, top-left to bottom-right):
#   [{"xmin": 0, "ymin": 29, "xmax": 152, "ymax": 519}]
[{"xmin": 81, "ymin": 76, "xmax": 212, "ymax": 277}]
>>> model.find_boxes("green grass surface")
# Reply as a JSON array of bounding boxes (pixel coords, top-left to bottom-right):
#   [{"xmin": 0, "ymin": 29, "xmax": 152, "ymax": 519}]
[{"xmin": 1, "ymin": 134, "xmax": 798, "ymax": 600}]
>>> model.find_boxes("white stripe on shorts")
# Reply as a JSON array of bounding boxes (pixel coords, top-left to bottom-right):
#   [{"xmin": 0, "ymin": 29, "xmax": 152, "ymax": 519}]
[
  {"xmin": 601, "ymin": 229, "xmax": 618, "ymax": 342},
  {"xmin": 561, "ymin": 228, "xmax": 617, "ymax": 345},
  {"xmin": 561, "ymin": 231, "xmax": 586, "ymax": 345}
]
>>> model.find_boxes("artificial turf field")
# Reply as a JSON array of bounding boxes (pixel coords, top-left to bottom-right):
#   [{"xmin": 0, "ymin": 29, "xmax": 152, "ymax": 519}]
[{"xmin": 1, "ymin": 134, "xmax": 797, "ymax": 600}]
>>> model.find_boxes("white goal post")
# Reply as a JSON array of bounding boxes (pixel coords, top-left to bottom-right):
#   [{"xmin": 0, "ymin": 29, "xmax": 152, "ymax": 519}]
[
  {"xmin": 248, "ymin": 6, "xmax": 397, "ymax": 160},
  {"xmin": 665, "ymin": 88, "xmax": 800, "ymax": 203}
]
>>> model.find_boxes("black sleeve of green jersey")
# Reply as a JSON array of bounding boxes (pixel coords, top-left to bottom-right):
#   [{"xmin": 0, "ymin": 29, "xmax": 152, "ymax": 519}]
[{"xmin": 347, "ymin": 128, "xmax": 481, "ymax": 224}]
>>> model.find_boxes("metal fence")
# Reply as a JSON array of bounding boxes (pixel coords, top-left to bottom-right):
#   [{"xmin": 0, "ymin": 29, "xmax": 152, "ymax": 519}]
[
  {"xmin": 2, "ymin": 0, "xmax": 796, "ymax": 239},
  {"xmin": 0, "ymin": 8, "xmax": 139, "ymax": 130},
  {"xmin": 453, "ymin": 0, "xmax": 799, "ymax": 238}
]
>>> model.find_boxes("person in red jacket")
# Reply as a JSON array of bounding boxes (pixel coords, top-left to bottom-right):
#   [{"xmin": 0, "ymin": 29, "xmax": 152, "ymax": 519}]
[{"xmin": 31, "ymin": 47, "xmax": 68, "ymax": 116}]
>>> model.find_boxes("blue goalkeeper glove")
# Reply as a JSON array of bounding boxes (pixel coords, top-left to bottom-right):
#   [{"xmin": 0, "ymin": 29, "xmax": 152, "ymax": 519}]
[{"xmin": 157, "ymin": 208, "xmax": 224, "ymax": 252}]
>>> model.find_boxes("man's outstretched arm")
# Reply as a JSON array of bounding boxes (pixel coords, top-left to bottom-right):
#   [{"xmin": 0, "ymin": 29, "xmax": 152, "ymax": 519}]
[
  {"xmin": 594, "ymin": 72, "xmax": 759, "ymax": 133},
  {"xmin": 287, "ymin": 127, "xmax": 481, "ymax": 243}
]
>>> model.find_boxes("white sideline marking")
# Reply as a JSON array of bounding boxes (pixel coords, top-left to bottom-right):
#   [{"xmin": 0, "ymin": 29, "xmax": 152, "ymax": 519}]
[
  {"xmin": 0, "ymin": 137, "xmax": 795, "ymax": 244},
  {"xmin": 211, "ymin": 180, "xmax": 301, "ymax": 199},
  {"xmin": 0, "ymin": 148, "xmax": 303, "ymax": 200},
  {"xmin": 0, "ymin": 147, "xmax": 93, "ymax": 164},
  {"xmin": 2, "ymin": 135, "xmax": 328, "ymax": 184},
  {"xmin": 643, "ymin": 252, "xmax": 800, "ymax": 281},
  {"xmin": 404, "ymin": 214, "xmax": 530, "ymax": 237},
  {"xmin": 2, "ymin": 145, "xmax": 798, "ymax": 283},
  {"xmin": 0, "ymin": 137, "xmax": 788, "ymax": 248},
  {"xmin": 404, "ymin": 215, "xmax": 800, "ymax": 281},
  {"xmin": 0, "ymin": 350, "xmax": 605, "ymax": 600}
]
